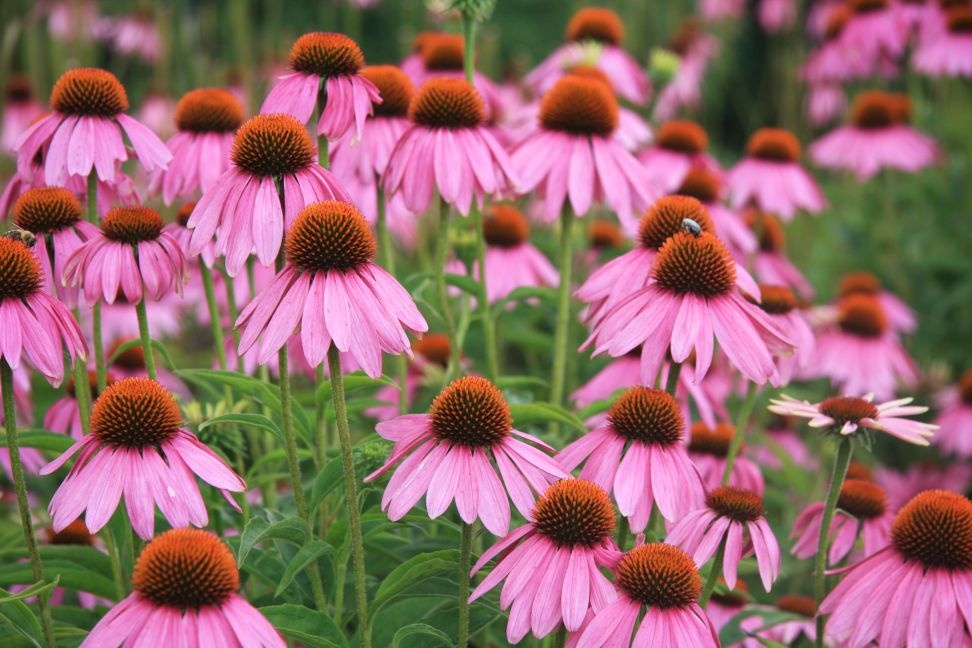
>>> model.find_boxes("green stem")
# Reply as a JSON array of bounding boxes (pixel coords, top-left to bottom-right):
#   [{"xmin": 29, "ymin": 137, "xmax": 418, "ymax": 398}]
[
  {"xmin": 2, "ymin": 360, "xmax": 57, "ymax": 648},
  {"xmin": 815, "ymin": 437, "xmax": 853, "ymax": 648},
  {"xmin": 458, "ymin": 522, "xmax": 474, "ymax": 648},
  {"xmin": 664, "ymin": 362, "xmax": 682, "ymax": 397},
  {"xmin": 471, "ymin": 205, "xmax": 500, "ymax": 381},
  {"xmin": 199, "ymin": 264, "xmax": 228, "ymax": 370},
  {"xmin": 698, "ymin": 535, "xmax": 728, "ymax": 608},
  {"xmin": 221, "ymin": 267, "xmax": 244, "ymax": 373},
  {"xmin": 85, "ymin": 173, "xmax": 98, "ymax": 223},
  {"xmin": 550, "ymin": 209, "xmax": 575, "ymax": 408},
  {"xmin": 134, "ymin": 299, "xmax": 157, "ymax": 381},
  {"xmin": 461, "ymin": 11, "xmax": 477, "ymax": 84},
  {"xmin": 92, "ymin": 302, "xmax": 106, "ymax": 392},
  {"xmin": 376, "ymin": 189, "xmax": 394, "ymax": 274},
  {"xmin": 435, "ymin": 198, "xmax": 461, "ymax": 382},
  {"xmin": 314, "ymin": 364, "xmax": 328, "ymax": 468},
  {"xmin": 720, "ymin": 383, "xmax": 758, "ymax": 486},
  {"xmin": 327, "ymin": 346, "xmax": 371, "ymax": 648}
]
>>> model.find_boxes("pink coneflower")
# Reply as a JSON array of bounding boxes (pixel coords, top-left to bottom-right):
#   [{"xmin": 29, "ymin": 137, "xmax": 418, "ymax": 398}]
[
  {"xmin": 769, "ymin": 392, "xmax": 936, "ymax": 445},
  {"xmin": 11, "ymin": 186, "xmax": 98, "ymax": 306},
  {"xmin": 584, "ymin": 229, "xmax": 792, "ymax": 386},
  {"xmin": 935, "ymin": 371, "xmax": 972, "ymax": 457},
  {"xmin": 14, "ymin": 68, "xmax": 170, "ymax": 186},
  {"xmin": 0, "ymin": 366, "xmax": 42, "ymax": 479},
  {"xmin": 705, "ymin": 581, "xmax": 748, "ymax": 635},
  {"xmin": 575, "ymin": 543, "xmax": 719, "ymax": 647},
  {"xmin": 383, "ymin": 78, "xmax": 516, "ymax": 216},
  {"xmin": 455, "ymin": 203, "xmax": 558, "ymax": 304},
  {"xmin": 667, "ymin": 486, "xmax": 781, "ymax": 591},
  {"xmin": 790, "ymin": 478, "xmax": 892, "ymax": 565},
  {"xmin": 152, "ymin": 88, "xmax": 245, "ymax": 204},
  {"xmin": 759, "ymin": 0, "xmax": 797, "ymax": 32},
  {"xmin": 914, "ymin": 6, "xmax": 972, "ymax": 77},
  {"xmin": 579, "ymin": 198, "xmax": 715, "ymax": 329},
  {"xmin": 167, "ymin": 202, "xmax": 217, "ymax": 269},
  {"xmin": 107, "ymin": 337, "xmax": 191, "ymax": 400},
  {"xmin": 41, "ymin": 378, "xmax": 245, "ymax": 539},
  {"xmin": 135, "ymin": 91, "xmax": 177, "ymax": 140},
  {"xmin": 748, "ymin": 285, "xmax": 815, "ymax": 385},
  {"xmin": 819, "ymin": 490, "xmax": 972, "ymax": 647},
  {"xmin": 836, "ymin": 270, "xmax": 916, "ymax": 332},
  {"xmin": 559, "ymin": 388, "xmax": 705, "ymax": 530},
  {"xmin": 513, "ymin": 75, "xmax": 652, "ymax": 228},
  {"xmin": 810, "ymin": 90, "xmax": 941, "ymax": 180},
  {"xmin": 525, "ymin": 7, "xmax": 650, "ymax": 105},
  {"xmin": 745, "ymin": 595, "xmax": 818, "ymax": 645},
  {"xmin": 751, "ymin": 414, "xmax": 818, "ymax": 471},
  {"xmin": 674, "ymin": 167, "xmax": 757, "ymax": 259},
  {"xmin": 104, "ymin": 10, "xmax": 162, "ymax": 63},
  {"xmin": 366, "ymin": 334, "xmax": 453, "ymax": 419},
  {"xmin": 745, "ymin": 210, "xmax": 814, "ymax": 297},
  {"xmin": 1, "ymin": 75, "xmax": 43, "ymax": 152},
  {"xmin": 839, "ymin": 0, "xmax": 908, "ymax": 65},
  {"xmin": 806, "ymin": 82, "xmax": 847, "ymax": 127},
  {"xmin": 45, "ymin": 370, "xmax": 115, "ymax": 439},
  {"xmin": 236, "ymin": 201, "xmax": 426, "ymax": 377},
  {"xmin": 699, "ymin": 0, "xmax": 744, "ymax": 21},
  {"xmin": 42, "ymin": 521, "xmax": 107, "ymax": 609},
  {"xmin": 81, "ymin": 528, "xmax": 284, "ymax": 647},
  {"xmin": 727, "ymin": 128, "xmax": 825, "ymax": 219},
  {"xmin": 876, "ymin": 462, "xmax": 972, "ymax": 511},
  {"xmin": 469, "ymin": 480, "xmax": 621, "ymax": 642},
  {"xmin": 365, "ymin": 376, "xmax": 568, "ymax": 536},
  {"xmin": 812, "ymin": 294, "xmax": 918, "ymax": 399},
  {"xmin": 638, "ymin": 121, "xmax": 723, "ymax": 198},
  {"xmin": 262, "ymin": 32, "xmax": 380, "ymax": 141},
  {"xmin": 688, "ymin": 423, "xmax": 765, "ymax": 495},
  {"xmin": 64, "ymin": 205, "xmax": 188, "ymax": 305},
  {"xmin": 0, "ymin": 236, "xmax": 85, "ymax": 384},
  {"xmin": 653, "ymin": 20, "xmax": 718, "ymax": 122},
  {"xmin": 802, "ymin": 7, "xmax": 868, "ymax": 84},
  {"xmin": 187, "ymin": 113, "xmax": 351, "ymax": 275},
  {"xmin": 407, "ymin": 33, "xmax": 505, "ymax": 121}
]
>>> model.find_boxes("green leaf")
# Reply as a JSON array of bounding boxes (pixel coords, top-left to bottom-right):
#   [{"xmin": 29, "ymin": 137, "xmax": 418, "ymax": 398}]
[
  {"xmin": 309, "ymin": 455, "xmax": 344, "ymax": 515},
  {"xmin": 495, "ymin": 375, "xmax": 549, "ymax": 390},
  {"xmin": 0, "ymin": 430, "xmax": 74, "ymax": 453},
  {"xmin": 0, "ymin": 560, "xmax": 117, "ymax": 601},
  {"xmin": 275, "ymin": 540, "xmax": 333, "ymax": 598},
  {"xmin": 508, "ymin": 402, "xmax": 587, "ymax": 433},
  {"xmin": 236, "ymin": 517, "xmax": 312, "ymax": 567},
  {"xmin": 259, "ymin": 604, "xmax": 348, "ymax": 648},
  {"xmin": 444, "ymin": 273, "xmax": 479, "ymax": 295},
  {"xmin": 369, "ymin": 550, "xmax": 459, "ymax": 621},
  {"xmin": 0, "ymin": 587, "xmax": 42, "ymax": 647},
  {"xmin": 719, "ymin": 609, "xmax": 805, "ymax": 646},
  {"xmin": 109, "ymin": 337, "xmax": 176, "ymax": 370},
  {"xmin": 491, "ymin": 285, "xmax": 557, "ymax": 313},
  {"xmin": 577, "ymin": 396, "xmax": 617, "ymax": 421},
  {"xmin": 200, "ymin": 413, "xmax": 282, "ymax": 443},
  {"xmin": 392, "ymin": 623, "xmax": 452, "ymax": 648},
  {"xmin": 0, "ymin": 578, "xmax": 58, "ymax": 604},
  {"xmin": 314, "ymin": 373, "xmax": 395, "ymax": 404}
]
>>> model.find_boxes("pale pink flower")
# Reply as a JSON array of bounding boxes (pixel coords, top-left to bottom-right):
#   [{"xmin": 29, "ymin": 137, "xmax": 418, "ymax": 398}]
[
  {"xmin": 0, "ymin": 366, "xmax": 41, "ymax": 480},
  {"xmin": 365, "ymin": 333, "xmax": 454, "ymax": 420},
  {"xmin": 261, "ymin": 32, "xmax": 380, "ymax": 142},
  {"xmin": 806, "ymin": 82, "xmax": 846, "ymax": 127},
  {"xmin": 1, "ymin": 75, "xmax": 43, "ymax": 152},
  {"xmin": 748, "ymin": 285, "xmax": 815, "ymax": 385},
  {"xmin": 759, "ymin": 0, "xmax": 797, "ymax": 32},
  {"xmin": 745, "ymin": 210, "xmax": 814, "ymax": 298},
  {"xmin": 935, "ymin": 371, "xmax": 972, "ymax": 457},
  {"xmin": 365, "ymin": 376, "xmax": 568, "ymax": 536},
  {"xmin": 838, "ymin": 0, "xmax": 908, "ymax": 65},
  {"xmin": 44, "ymin": 370, "xmax": 116, "ymax": 440},
  {"xmin": 914, "ymin": 6, "xmax": 972, "ymax": 77},
  {"xmin": 81, "ymin": 528, "xmax": 284, "ymax": 647},
  {"xmin": 699, "ymin": 0, "xmax": 744, "ymax": 21},
  {"xmin": 742, "ymin": 596, "xmax": 818, "ymax": 645},
  {"xmin": 103, "ymin": 11, "xmax": 161, "ymax": 63},
  {"xmin": 833, "ymin": 270, "xmax": 916, "ymax": 333},
  {"xmin": 876, "ymin": 463, "xmax": 972, "ymax": 511},
  {"xmin": 41, "ymin": 378, "xmax": 245, "ymax": 539},
  {"xmin": 559, "ymin": 388, "xmax": 705, "ymax": 530},
  {"xmin": 13, "ymin": 68, "xmax": 170, "ymax": 186},
  {"xmin": 469, "ymin": 480, "xmax": 621, "ymax": 642},
  {"xmin": 667, "ymin": 486, "xmax": 781, "ymax": 591},
  {"xmin": 638, "ymin": 120, "xmax": 724, "ymax": 197},
  {"xmin": 652, "ymin": 22, "xmax": 718, "ymax": 121},
  {"xmin": 236, "ymin": 201, "xmax": 426, "ymax": 378},
  {"xmin": 688, "ymin": 422, "xmax": 766, "ymax": 496}
]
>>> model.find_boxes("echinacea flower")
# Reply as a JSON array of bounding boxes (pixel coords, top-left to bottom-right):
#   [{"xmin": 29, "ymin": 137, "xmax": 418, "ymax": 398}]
[
  {"xmin": 262, "ymin": 32, "xmax": 380, "ymax": 141},
  {"xmin": 525, "ymin": 7, "xmax": 650, "ymax": 105},
  {"xmin": 81, "ymin": 528, "xmax": 284, "ymax": 647},
  {"xmin": 44, "ymin": 370, "xmax": 116, "ymax": 439},
  {"xmin": 935, "ymin": 371, "xmax": 972, "ymax": 457},
  {"xmin": 578, "ymin": 196, "xmax": 715, "ymax": 327},
  {"xmin": 812, "ymin": 294, "xmax": 918, "ymax": 399},
  {"xmin": 0, "ymin": 367, "xmax": 42, "ymax": 479},
  {"xmin": 740, "ymin": 595, "xmax": 818, "ymax": 646},
  {"xmin": 748, "ymin": 285, "xmax": 815, "ymax": 385},
  {"xmin": 364, "ymin": 376, "xmax": 568, "ymax": 536},
  {"xmin": 768, "ymin": 392, "xmax": 936, "ymax": 445},
  {"xmin": 558, "ymin": 387, "xmax": 705, "ymax": 530},
  {"xmin": 453, "ymin": 203, "xmax": 559, "ymax": 304},
  {"xmin": 0, "ymin": 236, "xmax": 85, "ymax": 384},
  {"xmin": 14, "ymin": 68, "xmax": 170, "ymax": 186},
  {"xmin": 11, "ymin": 186, "xmax": 98, "ymax": 306},
  {"xmin": 810, "ymin": 90, "xmax": 941, "ymax": 180},
  {"xmin": 152, "ymin": 88, "xmax": 245, "ymax": 204},
  {"xmin": 667, "ymin": 486, "xmax": 781, "ymax": 591},
  {"xmin": 705, "ymin": 581, "xmax": 748, "ymax": 635},
  {"xmin": 1, "ymin": 74, "xmax": 43, "ymax": 152},
  {"xmin": 365, "ymin": 333, "xmax": 454, "ymax": 420},
  {"xmin": 41, "ymin": 378, "xmax": 246, "ymax": 539},
  {"xmin": 914, "ymin": 6, "xmax": 972, "ymax": 78},
  {"xmin": 575, "ymin": 543, "xmax": 719, "ymax": 647},
  {"xmin": 513, "ymin": 75, "xmax": 652, "ymax": 228},
  {"xmin": 726, "ymin": 128, "xmax": 825, "ymax": 219},
  {"xmin": 167, "ymin": 202, "xmax": 218, "ymax": 268},
  {"xmin": 469, "ymin": 480, "xmax": 621, "ymax": 642},
  {"xmin": 819, "ymin": 490, "xmax": 972, "ymax": 647},
  {"xmin": 838, "ymin": 0, "xmax": 908, "ymax": 66},
  {"xmin": 102, "ymin": 10, "xmax": 162, "ymax": 64},
  {"xmin": 584, "ymin": 229, "xmax": 793, "ymax": 386},
  {"xmin": 674, "ymin": 167, "xmax": 757, "ymax": 259},
  {"xmin": 836, "ymin": 270, "xmax": 916, "ymax": 332},
  {"xmin": 407, "ymin": 33, "xmax": 505, "ymax": 120},
  {"xmin": 876, "ymin": 462, "xmax": 972, "ymax": 512},
  {"xmin": 638, "ymin": 121, "xmax": 723, "ymax": 195},
  {"xmin": 745, "ymin": 210, "xmax": 814, "ymax": 298},
  {"xmin": 383, "ymin": 78, "xmax": 516, "ymax": 216},
  {"xmin": 688, "ymin": 422, "xmax": 766, "ymax": 495},
  {"xmin": 187, "ymin": 113, "xmax": 351, "ymax": 275},
  {"xmin": 64, "ymin": 205, "xmax": 189, "ymax": 305},
  {"xmin": 700, "ymin": 0, "xmax": 744, "ymax": 21},
  {"xmin": 758, "ymin": 0, "xmax": 797, "ymax": 32},
  {"xmin": 806, "ymin": 82, "xmax": 847, "ymax": 127},
  {"xmin": 652, "ymin": 20, "xmax": 718, "ymax": 122},
  {"xmin": 236, "ymin": 200, "xmax": 426, "ymax": 377},
  {"xmin": 790, "ymin": 478, "xmax": 893, "ymax": 564}
]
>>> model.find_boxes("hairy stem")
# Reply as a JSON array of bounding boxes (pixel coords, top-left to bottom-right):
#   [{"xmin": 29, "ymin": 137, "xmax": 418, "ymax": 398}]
[{"xmin": 814, "ymin": 437, "xmax": 853, "ymax": 648}]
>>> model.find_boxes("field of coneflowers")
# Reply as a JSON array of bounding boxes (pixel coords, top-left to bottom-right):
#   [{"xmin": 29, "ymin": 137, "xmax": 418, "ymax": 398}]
[{"xmin": 0, "ymin": 0, "xmax": 970, "ymax": 646}]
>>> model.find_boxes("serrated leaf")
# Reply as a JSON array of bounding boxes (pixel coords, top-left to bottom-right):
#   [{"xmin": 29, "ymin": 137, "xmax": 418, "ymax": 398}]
[
  {"xmin": 259, "ymin": 604, "xmax": 348, "ymax": 648},
  {"xmin": 369, "ymin": 550, "xmax": 459, "ymax": 621},
  {"xmin": 508, "ymin": 402, "xmax": 587, "ymax": 433},
  {"xmin": 275, "ymin": 540, "xmax": 333, "ymax": 598}
]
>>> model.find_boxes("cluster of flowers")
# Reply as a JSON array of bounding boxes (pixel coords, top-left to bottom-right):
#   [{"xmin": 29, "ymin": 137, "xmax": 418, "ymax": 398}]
[{"xmin": 0, "ymin": 2, "xmax": 970, "ymax": 647}]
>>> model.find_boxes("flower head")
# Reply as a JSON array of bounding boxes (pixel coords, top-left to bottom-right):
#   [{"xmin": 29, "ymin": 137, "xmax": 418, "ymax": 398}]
[
  {"xmin": 688, "ymin": 422, "xmax": 766, "ymax": 494},
  {"xmin": 769, "ymin": 393, "xmax": 936, "ymax": 445}
]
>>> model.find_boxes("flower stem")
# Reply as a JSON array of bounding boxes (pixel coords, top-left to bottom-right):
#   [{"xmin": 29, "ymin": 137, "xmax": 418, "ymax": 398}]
[
  {"xmin": 664, "ymin": 362, "xmax": 682, "ymax": 397},
  {"xmin": 720, "ymin": 382, "xmax": 758, "ymax": 486},
  {"xmin": 327, "ymin": 345, "xmax": 371, "ymax": 648},
  {"xmin": 221, "ymin": 267, "xmax": 244, "ymax": 373},
  {"xmin": 375, "ymin": 190, "xmax": 410, "ymax": 413},
  {"xmin": 199, "ymin": 264, "xmax": 228, "ymax": 371},
  {"xmin": 471, "ymin": 204, "xmax": 499, "ymax": 381},
  {"xmin": 461, "ymin": 12, "xmax": 477, "ymax": 85},
  {"xmin": 2, "ymin": 359, "xmax": 57, "ymax": 648},
  {"xmin": 92, "ymin": 302, "xmax": 106, "ymax": 392},
  {"xmin": 134, "ymin": 298, "xmax": 158, "ymax": 381},
  {"xmin": 435, "ymin": 197, "xmax": 461, "ymax": 382},
  {"xmin": 698, "ymin": 535, "xmax": 728, "ymax": 608},
  {"xmin": 814, "ymin": 436, "xmax": 853, "ymax": 648},
  {"xmin": 550, "ymin": 209, "xmax": 575, "ymax": 409},
  {"xmin": 457, "ymin": 521, "xmax": 474, "ymax": 648}
]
